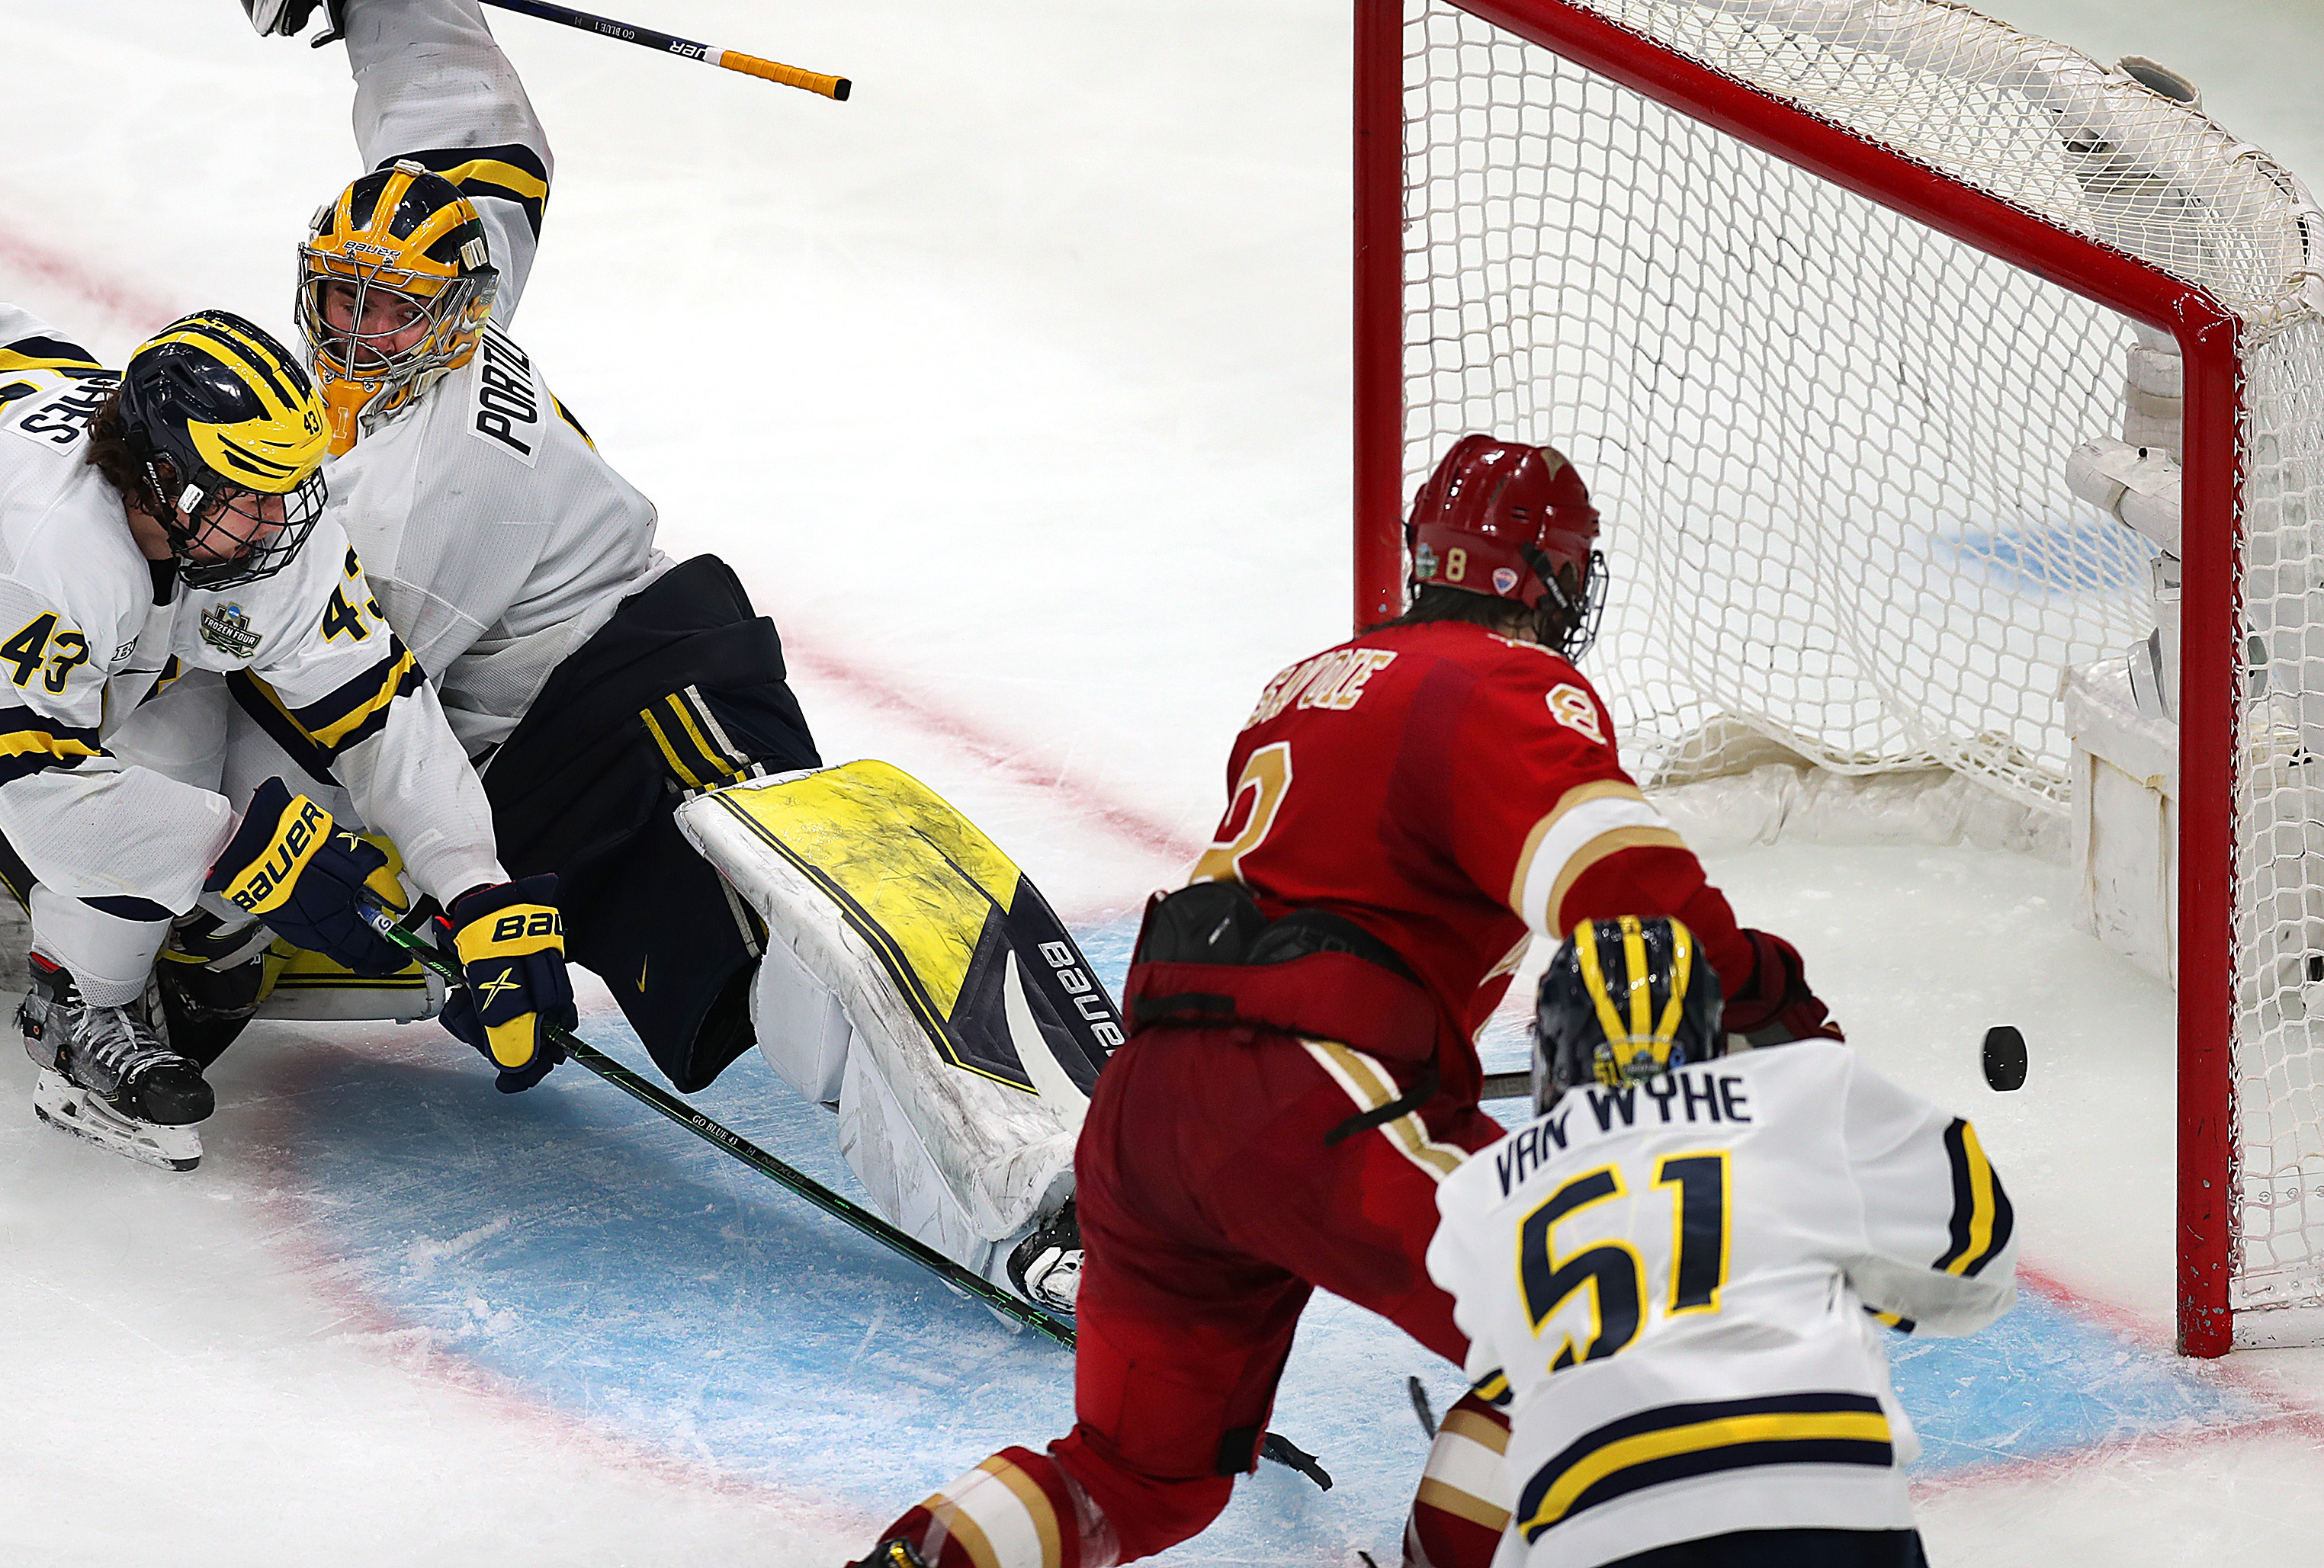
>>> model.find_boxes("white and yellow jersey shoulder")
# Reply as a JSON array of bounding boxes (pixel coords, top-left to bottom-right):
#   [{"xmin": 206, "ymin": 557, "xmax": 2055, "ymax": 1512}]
[{"xmin": 1427, "ymin": 1042, "xmax": 2017, "ymax": 1567}]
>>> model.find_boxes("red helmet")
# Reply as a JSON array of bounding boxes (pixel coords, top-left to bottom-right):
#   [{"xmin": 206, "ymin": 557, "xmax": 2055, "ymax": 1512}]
[{"xmin": 1406, "ymin": 434, "xmax": 1600, "ymax": 610}]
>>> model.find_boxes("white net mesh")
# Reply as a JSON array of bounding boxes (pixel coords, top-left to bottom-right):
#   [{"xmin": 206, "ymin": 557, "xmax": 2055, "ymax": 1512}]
[
  {"xmin": 2233, "ymin": 319, "xmax": 2324, "ymax": 1313},
  {"xmin": 1395, "ymin": 0, "xmax": 2324, "ymax": 1326}
]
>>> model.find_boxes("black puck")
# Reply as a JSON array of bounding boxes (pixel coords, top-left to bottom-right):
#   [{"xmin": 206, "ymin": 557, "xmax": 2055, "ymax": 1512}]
[{"xmin": 1982, "ymin": 1025, "xmax": 2027, "ymax": 1092}]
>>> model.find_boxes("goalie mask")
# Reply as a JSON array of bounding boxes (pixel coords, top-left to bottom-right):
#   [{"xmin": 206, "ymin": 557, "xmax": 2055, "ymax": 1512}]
[
  {"xmin": 117, "ymin": 311, "xmax": 331, "ymax": 591},
  {"xmin": 297, "ymin": 160, "xmax": 499, "ymax": 452},
  {"xmin": 1533, "ymin": 915, "xmax": 1725, "ymax": 1114},
  {"xmin": 1407, "ymin": 434, "xmax": 1606, "ymax": 659}
]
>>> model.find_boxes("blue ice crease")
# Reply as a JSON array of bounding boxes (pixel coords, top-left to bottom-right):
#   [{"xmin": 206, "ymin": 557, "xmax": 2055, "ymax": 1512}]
[
  {"xmin": 273, "ymin": 920, "xmax": 2256, "ymax": 1565},
  {"xmin": 1934, "ymin": 517, "xmax": 2152, "ymax": 595}
]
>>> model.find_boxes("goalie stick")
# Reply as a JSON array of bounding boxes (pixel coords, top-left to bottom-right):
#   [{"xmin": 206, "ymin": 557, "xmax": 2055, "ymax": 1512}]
[
  {"xmin": 356, "ymin": 900, "xmax": 1072, "ymax": 1343},
  {"xmin": 354, "ymin": 898, "xmax": 1334, "ymax": 1487}
]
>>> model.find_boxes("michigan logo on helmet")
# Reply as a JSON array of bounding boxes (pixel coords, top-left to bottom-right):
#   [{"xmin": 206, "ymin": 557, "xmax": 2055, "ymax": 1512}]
[
  {"xmin": 296, "ymin": 159, "xmax": 499, "ymax": 451},
  {"xmin": 118, "ymin": 311, "xmax": 332, "ymax": 591},
  {"xmin": 1533, "ymin": 915, "xmax": 1725, "ymax": 1112},
  {"xmin": 1407, "ymin": 434, "xmax": 1608, "ymax": 659}
]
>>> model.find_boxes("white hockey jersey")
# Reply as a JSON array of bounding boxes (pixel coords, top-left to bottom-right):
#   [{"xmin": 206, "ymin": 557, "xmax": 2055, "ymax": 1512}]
[
  {"xmin": 1425, "ymin": 1041, "xmax": 2017, "ymax": 1568},
  {"xmin": 321, "ymin": 0, "xmax": 669, "ymax": 756},
  {"xmin": 0, "ymin": 304, "xmax": 502, "ymax": 915}
]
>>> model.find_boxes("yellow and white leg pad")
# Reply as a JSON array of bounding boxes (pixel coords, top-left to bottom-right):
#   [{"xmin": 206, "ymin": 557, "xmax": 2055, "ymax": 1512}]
[{"xmin": 676, "ymin": 760, "xmax": 1124, "ymax": 1289}]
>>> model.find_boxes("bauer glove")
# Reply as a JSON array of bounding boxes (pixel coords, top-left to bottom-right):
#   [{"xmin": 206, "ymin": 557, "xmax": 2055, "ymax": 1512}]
[
  {"xmin": 437, "ymin": 876, "xmax": 576, "ymax": 1093},
  {"xmin": 1720, "ymin": 928, "xmax": 1844, "ymax": 1044},
  {"xmin": 204, "ymin": 777, "xmax": 407, "ymax": 976}
]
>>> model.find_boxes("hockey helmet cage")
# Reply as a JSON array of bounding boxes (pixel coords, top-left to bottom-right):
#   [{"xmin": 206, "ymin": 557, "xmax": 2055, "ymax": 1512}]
[
  {"xmin": 297, "ymin": 160, "xmax": 499, "ymax": 450},
  {"xmin": 118, "ymin": 310, "xmax": 332, "ymax": 590},
  {"xmin": 1533, "ymin": 915, "xmax": 1725, "ymax": 1114},
  {"xmin": 1407, "ymin": 434, "xmax": 1606, "ymax": 656}
]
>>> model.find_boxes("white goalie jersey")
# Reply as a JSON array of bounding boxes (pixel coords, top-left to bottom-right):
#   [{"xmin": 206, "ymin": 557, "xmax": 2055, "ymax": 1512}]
[
  {"xmin": 1425, "ymin": 1041, "xmax": 2017, "ymax": 1568},
  {"xmin": 320, "ymin": 0, "xmax": 668, "ymax": 757}
]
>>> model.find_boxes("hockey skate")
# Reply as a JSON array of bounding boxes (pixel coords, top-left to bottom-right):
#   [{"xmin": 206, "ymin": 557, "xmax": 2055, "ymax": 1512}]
[
  {"xmin": 1006, "ymin": 1197, "xmax": 1083, "ymax": 1316},
  {"xmin": 21, "ymin": 953, "xmax": 213, "ymax": 1172}
]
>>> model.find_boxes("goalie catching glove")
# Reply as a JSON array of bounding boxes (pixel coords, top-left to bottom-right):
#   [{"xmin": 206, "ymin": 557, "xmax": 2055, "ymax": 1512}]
[
  {"xmin": 436, "ymin": 877, "xmax": 576, "ymax": 1093},
  {"xmin": 204, "ymin": 778, "xmax": 409, "ymax": 976},
  {"xmin": 1720, "ymin": 928, "xmax": 1844, "ymax": 1044}
]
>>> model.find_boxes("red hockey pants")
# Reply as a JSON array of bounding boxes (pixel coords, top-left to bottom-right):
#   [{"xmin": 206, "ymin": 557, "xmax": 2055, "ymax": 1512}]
[{"xmin": 1049, "ymin": 1022, "xmax": 1503, "ymax": 1561}]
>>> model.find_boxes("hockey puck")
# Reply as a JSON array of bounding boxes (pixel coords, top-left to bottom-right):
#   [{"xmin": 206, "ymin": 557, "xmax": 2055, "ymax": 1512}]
[{"xmin": 1982, "ymin": 1026, "xmax": 2027, "ymax": 1092}]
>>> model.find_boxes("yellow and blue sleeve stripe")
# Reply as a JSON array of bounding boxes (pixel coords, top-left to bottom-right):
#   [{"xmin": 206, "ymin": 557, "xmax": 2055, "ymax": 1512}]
[
  {"xmin": 0, "ymin": 704, "xmax": 102, "ymax": 787},
  {"xmin": 229, "ymin": 640, "xmax": 426, "ymax": 781},
  {"xmin": 1514, "ymin": 1391, "xmax": 1893, "ymax": 1544},
  {"xmin": 1936, "ymin": 1117, "xmax": 2015, "ymax": 1278},
  {"xmin": 0, "ymin": 335, "xmax": 108, "ymax": 379},
  {"xmin": 387, "ymin": 143, "xmax": 551, "ymax": 238}
]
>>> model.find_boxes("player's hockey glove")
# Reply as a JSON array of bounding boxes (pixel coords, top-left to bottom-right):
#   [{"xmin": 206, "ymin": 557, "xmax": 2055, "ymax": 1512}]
[
  {"xmin": 203, "ymin": 778, "xmax": 408, "ymax": 976},
  {"xmin": 1720, "ymin": 928, "xmax": 1845, "ymax": 1044},
  {"xmin": 437, "ymin": 877, "xmax": 576, "ymax": 1093}
]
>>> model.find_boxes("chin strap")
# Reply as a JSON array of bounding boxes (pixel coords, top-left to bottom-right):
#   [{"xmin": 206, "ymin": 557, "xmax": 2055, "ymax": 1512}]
[{"xmin": 1520, "ymin": 543, "xmax": 1604, "ymax": 659}]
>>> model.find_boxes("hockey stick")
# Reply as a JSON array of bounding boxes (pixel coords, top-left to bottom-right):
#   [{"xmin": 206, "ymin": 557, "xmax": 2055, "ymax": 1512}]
[
  {"xmin": 473, "ymin": 0, "xmax": 851, "ymax": 100},
  {"xmin": 355, "ymin": 903, "xmax": 1071, "ymax": 1345},
  {"xmin": 357, "ymin": 900, "xmax": 1337, "ymax": 1488},
  {"xmin": 1481, "ymin": 1069, "xmax": 1530, "ymax": 1101}
]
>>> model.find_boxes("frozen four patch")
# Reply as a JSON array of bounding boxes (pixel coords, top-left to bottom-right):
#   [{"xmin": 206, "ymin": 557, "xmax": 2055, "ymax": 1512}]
[{"xmin": 200, "ymin": 602, "xmax": 262, "ymax": 659}]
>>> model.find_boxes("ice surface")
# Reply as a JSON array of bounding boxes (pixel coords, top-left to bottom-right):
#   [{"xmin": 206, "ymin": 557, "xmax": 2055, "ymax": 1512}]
[{"xmin": 4, "ymin": 1, "xmax": 2323, "ymax": 1563}]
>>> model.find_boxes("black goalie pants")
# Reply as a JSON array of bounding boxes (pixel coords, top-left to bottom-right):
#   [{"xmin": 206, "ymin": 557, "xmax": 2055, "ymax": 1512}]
[{"xmin": 483, "ymin": 553, "xmax": 820, "ymax": 1091}]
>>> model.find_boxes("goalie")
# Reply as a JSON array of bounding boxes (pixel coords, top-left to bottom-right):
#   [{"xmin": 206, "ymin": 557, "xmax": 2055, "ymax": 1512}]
[{"xmin": 165, "ymin": 0, "xmax": 1104, "ymax": 1310}]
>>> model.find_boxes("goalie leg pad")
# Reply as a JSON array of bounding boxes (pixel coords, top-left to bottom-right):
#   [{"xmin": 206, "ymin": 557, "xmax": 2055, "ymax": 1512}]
[
  {"xmin": 750, "ymin": 927, "xmax": 855, "ymax": 1104},
  {"xmin": 689, "ymin": 760, "xmax": 1124, "ymax": 1250}
]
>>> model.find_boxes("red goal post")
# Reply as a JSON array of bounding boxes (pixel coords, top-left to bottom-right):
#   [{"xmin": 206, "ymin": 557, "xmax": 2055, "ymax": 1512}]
[{"xmin": 1354, "ymin": 0, "xmax": 2324, "ymax": 1355}]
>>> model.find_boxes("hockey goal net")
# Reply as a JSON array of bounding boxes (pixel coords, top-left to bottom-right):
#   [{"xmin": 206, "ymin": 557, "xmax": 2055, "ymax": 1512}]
[{"xmin": 1354, "ymin": 0, "xmax": 2324, "ymax": 1353}]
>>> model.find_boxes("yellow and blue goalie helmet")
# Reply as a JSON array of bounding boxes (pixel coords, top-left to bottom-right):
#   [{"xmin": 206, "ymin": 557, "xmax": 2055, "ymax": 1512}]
[
  {"xmin": 1533, "ymin": 915, "xmax": 1725, "ymax": 1112},
  {"xmin": 296, "ymin": 159, "xmax": 499, "ymax": 451},
  {"xmin": 118, "ymin": 309, "xmax": 330, "ymax": 590}
]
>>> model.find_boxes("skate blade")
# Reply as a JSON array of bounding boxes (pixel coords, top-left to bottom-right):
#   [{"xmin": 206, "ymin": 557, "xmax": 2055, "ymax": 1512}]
[{"xmin": 32, "ymin": 1071, "xmax": 202, "ymax": 1172}]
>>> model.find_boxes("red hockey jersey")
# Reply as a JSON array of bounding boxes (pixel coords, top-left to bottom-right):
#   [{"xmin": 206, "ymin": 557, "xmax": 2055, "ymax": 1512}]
[{"xmin": 1191, "ymin": 621, "xmax": 1751, "ymax": 1085}]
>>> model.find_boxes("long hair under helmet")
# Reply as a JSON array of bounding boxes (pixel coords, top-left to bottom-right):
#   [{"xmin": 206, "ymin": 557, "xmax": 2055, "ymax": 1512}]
[
  {"xmin": 296, "ymin": 159, "xmax": 499, "ymax": 452},
  {"xmin": 1406, "ymin": 434, "xmax": 1605, "ymax": 659},
  {"xmin": 117, "ymin": 310, "xmax": 332, "ymax": 591}
]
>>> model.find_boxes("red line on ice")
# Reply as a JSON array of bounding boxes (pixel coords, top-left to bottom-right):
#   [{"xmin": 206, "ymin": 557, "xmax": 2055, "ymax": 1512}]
[
  {"xmin": 781, "ymin": 639, "xmax": 1204, "ymax": 866},
  {"xmin": 0, "ymin": 223, "xmax": 183, "ymax": 334}
]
